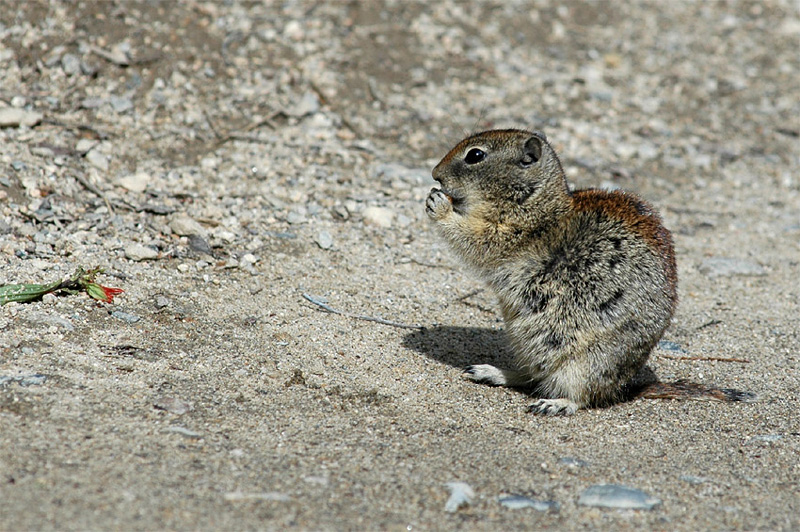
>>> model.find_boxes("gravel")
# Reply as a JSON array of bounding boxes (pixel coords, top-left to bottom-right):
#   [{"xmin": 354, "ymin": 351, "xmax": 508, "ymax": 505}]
[{"xmin": 1, "ymin": 2, "xmax": 798, "ymax": 531}]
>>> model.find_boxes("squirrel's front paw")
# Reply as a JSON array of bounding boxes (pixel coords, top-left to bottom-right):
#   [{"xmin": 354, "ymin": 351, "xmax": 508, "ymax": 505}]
[{"xmin": 426, "ymin": 188, "xmax": 453, "ymax": 220}]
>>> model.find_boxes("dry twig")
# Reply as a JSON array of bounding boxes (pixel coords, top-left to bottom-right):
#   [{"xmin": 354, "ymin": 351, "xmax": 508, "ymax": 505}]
[
  {"xmin": 72, "ymin": 173, "xmax": 114, "ymax": 215},
  {"xmin": 302, "ymin": 293, "xmax": 424, "ymax": 330},
  {"xmin": 214, "ymin": 110, "xmax": 284, "ymax": 146},
  {"xmin": 658, "ymin": 354, "xmax": 750, "ymax": 364}
]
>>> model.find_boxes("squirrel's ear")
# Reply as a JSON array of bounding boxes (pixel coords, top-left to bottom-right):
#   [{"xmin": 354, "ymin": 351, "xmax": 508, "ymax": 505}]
[{"xmin": 520, "ymin": 136, "xmax": 542, "ymax": 167}]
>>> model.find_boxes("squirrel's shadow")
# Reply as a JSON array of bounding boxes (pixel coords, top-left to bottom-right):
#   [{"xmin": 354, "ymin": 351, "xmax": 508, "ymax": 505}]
[
  {"xmin": 402, "ymin": 325, "xmax": 516, "ymax": 374},
  {"xmin": 402, "ymin": 325, "xmax": 659, "ymax": 403}
]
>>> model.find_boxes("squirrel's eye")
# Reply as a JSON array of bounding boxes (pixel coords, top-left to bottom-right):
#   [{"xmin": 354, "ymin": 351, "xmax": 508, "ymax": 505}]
[{"xmin": 464, "ymin": 148, "xmax": 486, "ymax": 165}]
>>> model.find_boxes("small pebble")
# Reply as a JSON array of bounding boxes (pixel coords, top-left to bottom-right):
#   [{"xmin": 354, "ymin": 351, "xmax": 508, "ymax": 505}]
[
  {"xmin": 0, "ymin": 108, "xmax": 43, "ymax": 128},
  {"xmin": 362, "ymin": 206, "xmax": 394, "ymax": 229},
  {"xmin": 578, "ymin": 484, "xmax": 661, "ymax": 510},
  {"xmin": 240, "ymin": 253, "xmax": 257, "ymax": 266},
  {"xmin": 102, "ymin": 43, "xmax": 130, "ymax": 65},
  {"xmin": 61, "ymin": 53, "xmax": 81, "ymax": 75},
  {"xmin": 117, "ymin": 172, "xmax": 150, "ymax": 193},
  {"xmin": 638, "ymin": 142, "xmax": 659, "ymax": 161},
  {"xmin": 657, "ymin": 340, "xmax": 686, "ymax": 353},
  {"xmin": 396, "ymin": 214, "xmax": 412, "ymax": 228},
  {"xmin": 200, "ymin": 156, "xmax": 218, "ymax": 170},
  {"xmin": 125, "ymin": 243, "xmax": 159, "ymax": 261},
  {"xmin": 679, "ymin": 475, "xmax": 708, "ymax": 485},
  {"xmin": 315, "ymin": 230, "xmax": 334, "ymax": 250},
  {"xmin": 558, "ymin": 457, "xmax": 589, "ymax": 468},
  {"xmin": 746, "ymin": 434, "xmax": 783, "ymax": 444},
  {"xmin": 286, "ymin": 211, "xmax": 307, "ymax": 225},
  {"xmin": 188, "ymin": 234, "xmax": 213, "ymax": 256},
  {"xmin": 30, "ymin": 146, "xmax": 54, "ymax": 158},
  {"xmin": 153, "ymin": 396, "xmax": 192, "ymax": 415},
  {"xmin": 16, "ymin": 224, "xmax": 37, "ymax": 237},
  {"xmin": 85, "ymin": 150, "xmax": 109, "ymax": 171},
  {"xmin": 0, "ymin": 374, "xmax": 47, "ymax": 387},
  {"xmin": 80, "ymin": 60, "xmax": 97, "ymax": 76},
  {"xmin": 699, "ymin": 257, "xmax": 767, "ymax": 278},
  {"xmin": 76, "ymin": 139, "xmax": 97, "ymax": 153},
  {"xmin": 614, "ymin": 142, "xmax": 638, "ymax": 160},
  {"xmin": 112, "ymin": 311, "xmax": 141, "ymax": 324},
  {"xmin": 163, "ymin": 426, "xmax": 202, "ymax": 439},
  {"xmin": 20, "ymin": 374, "xmax": 47, "ymax": 386},
  {"xmin": 109, "ymin": 96, "xmax": 134, "ymax": 113},
  {"xmin": 30, "ymin": 313, "xmax": 75, "ymax": 331},
  {"xmin": 154, "ymin": 295, "xmax": 171, "ymax": 309},
  {"xmin": 81, "ymin": 97, "xmax": 106, "ymax": 109},
  {"xmin": 289, "ymin": 91, "xmax": 320, "ymax": 117},
  {"xmin": 283, "ymin": 19, "xmax": 304, "ymax": 40},
  {"xmin": 169, "ymin": 216, "xmax": 206, "ymax": 236},
  {"xmin": 444, "ymin": 481, "xmax": 474, "ymax": 513},
  {"xmin": 265, "ymin": 231, "xmax": 297, "ymax": 240},
  {"xmin": 498, "ymin": 495, "xmax": 559, "ymax": 512}
]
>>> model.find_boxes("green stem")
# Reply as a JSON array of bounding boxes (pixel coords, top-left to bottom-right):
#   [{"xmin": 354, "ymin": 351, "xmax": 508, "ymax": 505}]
[
  {"xmin": 0, "ymin": 267, "xmax": 103, "ymax": 305},
  {"xmin": 0, "ymin": 279, "xmax": 64, "ymax": 305}
]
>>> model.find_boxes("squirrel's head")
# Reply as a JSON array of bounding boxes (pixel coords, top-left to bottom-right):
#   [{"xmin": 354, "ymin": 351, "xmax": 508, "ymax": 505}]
[{"xmin": 432, "ymin": 129, "xmax": 569, "ymax": 214}]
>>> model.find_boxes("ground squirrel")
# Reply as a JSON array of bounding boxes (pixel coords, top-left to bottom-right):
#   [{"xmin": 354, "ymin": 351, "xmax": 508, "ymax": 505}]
[{"xmin": 426, "ymin": 129, "xmax": 755, "ymax": 415}]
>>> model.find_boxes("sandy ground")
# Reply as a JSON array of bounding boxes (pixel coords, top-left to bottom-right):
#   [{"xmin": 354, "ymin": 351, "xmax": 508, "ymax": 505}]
[{"xmin": 1, "ymin": 1, "xmax": 799, "ymax": 530}]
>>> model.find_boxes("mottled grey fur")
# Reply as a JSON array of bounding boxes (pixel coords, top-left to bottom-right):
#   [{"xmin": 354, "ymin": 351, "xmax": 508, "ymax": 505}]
[{"xmin": 426, "ymin": 129, "xmax": 677, "ymax": 415}]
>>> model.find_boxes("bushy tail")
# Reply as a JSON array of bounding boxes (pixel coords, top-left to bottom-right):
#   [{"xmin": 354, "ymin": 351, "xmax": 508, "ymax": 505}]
[{"xmin": 638, "ymin": 379, "xmax": 758, "ymax": 403}]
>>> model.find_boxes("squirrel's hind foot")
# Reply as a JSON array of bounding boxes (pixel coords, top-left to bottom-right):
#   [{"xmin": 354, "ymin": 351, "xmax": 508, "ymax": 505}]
[{"xmin": 529, "ymin": 398, "xmax": 579, "ymax": 416}]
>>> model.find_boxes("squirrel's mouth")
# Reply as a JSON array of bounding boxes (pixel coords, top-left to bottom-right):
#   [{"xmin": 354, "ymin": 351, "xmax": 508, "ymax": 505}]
[{"xmin": 439, "ymin": 187, "xmax": 466, "ymax": 214}]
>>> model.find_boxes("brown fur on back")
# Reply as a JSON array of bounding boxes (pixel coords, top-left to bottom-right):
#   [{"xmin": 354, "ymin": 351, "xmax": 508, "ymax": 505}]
[{"xmin": 571, "ymin": 189, "xmax": 678, "ymax": 306}]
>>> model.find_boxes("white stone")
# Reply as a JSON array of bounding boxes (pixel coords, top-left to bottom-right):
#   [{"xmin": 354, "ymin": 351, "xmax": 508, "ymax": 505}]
[
  {"xmin": 117, "ymin": 172, "xmax": 150, "ymax": 193},
  {"xmin": 289, "ymin": 91, "xmax": 320, "ymax": 117},
  {"xmin": 0, "ymin": 107, "xmax": 43, "ymax": 127},
  {"xmin": 315, "ymin": 230, "xmax": 334, "ymax": 250},
  {"xmin": 125, "ymin": 243, "xmax": 159, "ymax": 261},
  {"xmin": 85, "ymin": 150, "xmax": 109, "ymax": 171},
  {"xmin": 169, "ymin": 216, "xmax": 206, "ymax": 236},
  {"xmin": 76, "ymin": 139, "xmax": 97, "ymax": 153},
  {"xmin": 396, "ymin": 214, "xmax": 412, "ymax": 228},
  {"xmin": 362, "ymin": 206, "xmax": 394, "ymax": 229},
  {"xmin": 284, "ymin": 20, "xmax": 304, "ymax": 40}
]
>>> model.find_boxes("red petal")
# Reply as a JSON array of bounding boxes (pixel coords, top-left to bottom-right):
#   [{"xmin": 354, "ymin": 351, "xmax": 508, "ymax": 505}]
[{"xmin": 101, "ymin": 286, "xmax": 124, "ymax": 302}]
